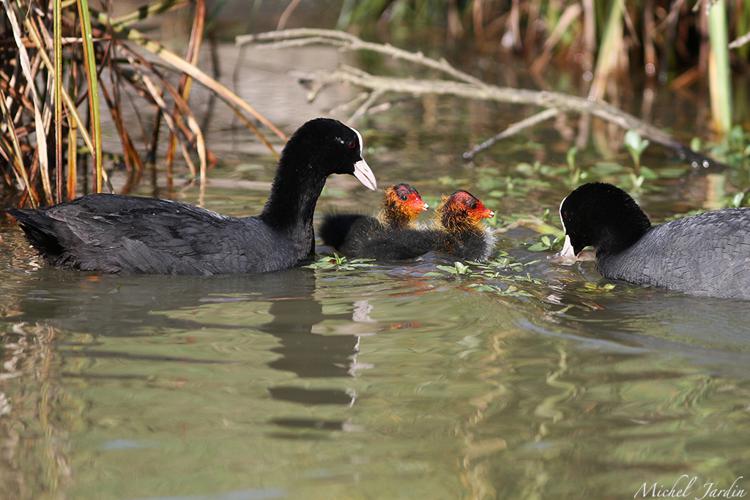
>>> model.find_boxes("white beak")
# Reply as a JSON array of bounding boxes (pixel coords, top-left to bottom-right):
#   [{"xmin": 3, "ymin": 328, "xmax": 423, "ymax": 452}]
[
  {"xmin": 353, "ymin": 159, "xmax": 377, "ymax": 191},
  {"xmin": 557, "ymin": 234, "xmax": 577, "ymax": 259}
]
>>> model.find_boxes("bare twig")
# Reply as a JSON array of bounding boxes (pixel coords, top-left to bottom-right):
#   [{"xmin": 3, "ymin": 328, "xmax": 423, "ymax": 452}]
[
  {"xmin": 299, "ymin": 66, "xmax": 724, "ymax": 168},
  {"xmin": 237, "ymin": 28, "xmax": 485, "ymax": 85},
  {"xmin": 349, "ymin": 89, "xmax": 383, "ymax": 123},
  {"xmin": 328, "ymin": 91, "xmax": 369, "ymax": 115},
  {"xmin": 463, "ymin": 109, "xmax": 559, "ymax": 161},
  {"xmin": 276, "ymin": 0, "xmax": 301, "ymax": 30},
  {"xmin": 729, "ymin": 31, "xmax": 750, "ymax": 49},
  {"xmin": 4, "ymin": 0, "xmax": 51, "ymax": 204},
  {"xmin": 90, "ymin": 7, "xmax": 287, "ymax": 144},
  {"xmin": 240, "ymin": 29, "xmax": 723, "ymax": 169},
  {"xmin": 164, "ymin": 0, "xmax": 205, "ymax": 196}
]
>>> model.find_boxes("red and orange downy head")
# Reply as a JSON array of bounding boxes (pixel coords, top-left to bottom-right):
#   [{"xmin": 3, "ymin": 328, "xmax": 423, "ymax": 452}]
[
  {"xmin": 380, "ymin": 183, "xmax": 429, "ymax": 228},
  {"xmin": 437, "ymin": 190, "xmax": 494, "ymax": 231}
]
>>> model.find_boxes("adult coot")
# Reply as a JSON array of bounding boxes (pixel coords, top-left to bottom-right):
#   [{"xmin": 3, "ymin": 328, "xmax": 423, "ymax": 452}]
[
  {"xmin": 434, "ymin": 190, "xmax": 495, "ymax": 261},
  {"xmin": 319, "ymin": 183, "xmax": 433, "ymax": 260},
  {"xmin": 557, "ymin": 182, "xmax": 750, "ymax": 300},
  {"xmin": 9, "ymin": 118, "xmax": 377, "ymax": 275}
]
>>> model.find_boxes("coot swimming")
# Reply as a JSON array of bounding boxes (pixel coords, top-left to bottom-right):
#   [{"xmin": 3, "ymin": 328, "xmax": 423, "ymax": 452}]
[
  {"xmin": 9, "ymin": 118, "xmax": 377, "ymax": 275},
  {"xmin": 557, "ymin": 182, "xmax": 750, "ymax": 300}
]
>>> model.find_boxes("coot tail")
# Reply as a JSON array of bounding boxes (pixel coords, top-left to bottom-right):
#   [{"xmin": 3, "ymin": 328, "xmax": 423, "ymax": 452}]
[{"xmin": 9, "ymin": 208, "xmax": 66, "ymax": 262}]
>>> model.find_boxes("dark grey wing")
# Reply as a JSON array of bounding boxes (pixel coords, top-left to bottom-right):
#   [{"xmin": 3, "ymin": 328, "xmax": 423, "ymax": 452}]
[
  {"xmin": 11, "ymin": 194, "xmax": 287, "ymax": 274},
  {"xmin": 600, "ymin": 209, "xmax": 750, "ymax": 299}
]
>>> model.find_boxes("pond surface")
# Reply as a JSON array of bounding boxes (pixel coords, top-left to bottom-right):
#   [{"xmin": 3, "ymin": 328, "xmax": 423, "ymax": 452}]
[{"xmin": 1, "ymin": 42, "xmax": 750, "ymax": 500}]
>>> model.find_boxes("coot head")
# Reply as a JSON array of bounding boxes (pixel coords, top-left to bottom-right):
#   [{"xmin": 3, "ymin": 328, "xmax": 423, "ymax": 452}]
[
  {"xmin": 558, "ymin": 182, "xmax": 651, "ymax": 258},
  {"xmin": 282, "ymin": 118, "xmax": 377, "ymax": 190},
  {"xmin": 438, "ymin": 190, "xmax": 494, "ymax": 231},
  {"xmin": 382, "ymin": 183, "xmax": 429, "ymax": 225}
]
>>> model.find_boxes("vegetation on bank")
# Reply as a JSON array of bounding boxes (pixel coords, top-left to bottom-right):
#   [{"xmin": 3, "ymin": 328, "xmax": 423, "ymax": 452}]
[
  {"xmin": 0, "ymin": 0, "xmax": 281, "ymax": 208},
  {"xmin": 341, "ymin": 0, "xmax": 748, "ymax": 130}
]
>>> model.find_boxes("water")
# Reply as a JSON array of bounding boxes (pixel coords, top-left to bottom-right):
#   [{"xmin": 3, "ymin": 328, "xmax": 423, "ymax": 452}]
[{"xmin": 1, "ymin": 42, "xmax": 750, "ymax": 499}]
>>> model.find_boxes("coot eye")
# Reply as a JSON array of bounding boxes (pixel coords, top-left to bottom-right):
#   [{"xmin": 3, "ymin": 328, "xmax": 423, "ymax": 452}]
[{"xmin": 347, "ymin": 140, "xmax": 357, "ymax": 150}]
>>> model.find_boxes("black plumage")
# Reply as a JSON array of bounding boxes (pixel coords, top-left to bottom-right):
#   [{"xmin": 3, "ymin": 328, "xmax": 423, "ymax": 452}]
[
  {"xmin": 319, "ymin": 183, "xmax": 433, "ymax": 260},
  {"xmin": 320, "ymin": 187, "xmax": 496, "ymax": 262},
  {"xmin": 9, "ymin": 118, "xmax": 377, "ymax": 275},
  {"xmin": 558, "ymin": 182, "xmax": 750, "ymax": 300}
]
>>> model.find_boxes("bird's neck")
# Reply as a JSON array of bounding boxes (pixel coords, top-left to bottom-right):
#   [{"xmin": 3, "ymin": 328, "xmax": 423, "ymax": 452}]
[
  {"xmin": 377, "ymin": 207, "xmax": 415, "ymax": 229},
  {"xmin": 440, "ymin": 213, "xmax": 483, "ymax": 235},
  {"xmin": 260, "ymin": 159, "xmax": 326, "ymax": 237},
  {"xmin": 596, "ymin": 213, "xmax": 651, "ymax": 256}
]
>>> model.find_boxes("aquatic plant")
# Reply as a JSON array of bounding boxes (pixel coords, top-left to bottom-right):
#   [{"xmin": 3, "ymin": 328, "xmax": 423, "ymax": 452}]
[
  {"xmin": 426, "ymin": 252, "xmax": 544, "ymax": 298},
  {"xmin": 434, "ymin": 261, "xmax": 471, "ymax": 277},
  {"xmin": 0, "ymin": 0, "xmax": 282, "ymax": 208},
  {"xmin": 527, "ymin": 234, "xmax": 563, "ymax": 253},
  {"xmin": 306, "ymin": 254, "xmax": 376, "ymax": 271},
  {"xmin": 624, "ymin": 130, "xmax": 650, "ymax": 174}
]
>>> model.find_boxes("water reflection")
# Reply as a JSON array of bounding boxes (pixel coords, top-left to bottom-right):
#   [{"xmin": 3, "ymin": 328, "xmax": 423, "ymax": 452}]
[
  {"xmin": 535, "ymin": 263, "xmax": 750, "ymax": 378},
  {"xmin": 5, "ymin": 265, "xmax": 366, "ymax": 437},
  {"xmin": 0, "ymin": 35, "xmax": 749, "ymax": 493},
  {"xmin": 0, "ymin": 322, "xmax": 71, "ymax": 499}
]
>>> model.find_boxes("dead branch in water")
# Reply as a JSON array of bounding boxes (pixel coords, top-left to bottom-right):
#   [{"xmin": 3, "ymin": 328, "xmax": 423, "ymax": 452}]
[
  {"xmin": 237, "ymin": 28, "xmax": 484, "ymax": 85},
  {"xmin": 463, "ymin": 109, "xmax": 559, "ymax": 161},
  {"xmin": 238, "ymin": 28, "xmax": 725, "ymax": 169}
]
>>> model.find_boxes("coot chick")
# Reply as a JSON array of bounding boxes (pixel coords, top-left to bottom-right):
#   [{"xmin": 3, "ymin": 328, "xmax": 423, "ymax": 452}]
[
  {"xmin": 9, "ymin": 118, "xmax": 377, "ymax": 275},
  {"xmin": 319, "ymin": 183, "xmax": 433, "ymax": 260},
  {"xmin": 434, "ymin": 190, "xmax": 496, "ymax": 261},
  {"xmin": 557, "ymin": 182, "xmax": 750, "ymax": 300}
]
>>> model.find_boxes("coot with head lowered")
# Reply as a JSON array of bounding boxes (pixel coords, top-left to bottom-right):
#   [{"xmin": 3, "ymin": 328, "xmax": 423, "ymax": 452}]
[
  {"xmin": 9, "ymin": 118, "xmax": 377, "ymax": 275},
  {"xmin": 557, "ymin": 182, "xmax": 750, "ymax": 300}
]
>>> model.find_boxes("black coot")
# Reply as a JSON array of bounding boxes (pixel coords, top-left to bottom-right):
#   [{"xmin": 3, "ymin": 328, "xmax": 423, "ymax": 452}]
[
  {"xmin": 557, "ymin": 182, "xmax": 750, "ymax": 300},
  {"xmin": 9, "ymin": 118, "xmax": 377, "ymax": 275},
  {"xmin": 319, "ymin": 183, "xmax": 434, "ymax": 260}
]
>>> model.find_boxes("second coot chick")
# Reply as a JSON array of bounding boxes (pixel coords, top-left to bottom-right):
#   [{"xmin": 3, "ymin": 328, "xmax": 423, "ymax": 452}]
[
  {"xmin": 319, "ymin": 183, "xmax": 433, "ymax": 260},
  {"xmin": 434, "ymin": 190, "xmax": 496, "ymax": 261},
  {"xmin": 557, "ymin": 182, "xmax": 750, "ymax": 300}
]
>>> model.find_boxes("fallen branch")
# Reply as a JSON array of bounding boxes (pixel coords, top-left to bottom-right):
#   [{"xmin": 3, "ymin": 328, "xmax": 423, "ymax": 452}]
[
  {"xmin": 463, "ymin": 109, "xmax": 559, "ymax": 161},
  {"xmin": 300, "ymin": 66, "xmax": 723, "ymax": 168},
  {"xmin": 237, "ymin": 28, "xmax": 484, "ymax": 85},
  {"xmin": 241, "ymin": 29, "xmax": 725, "ymax": 169},
  {"xmin": 349, "ymin": 89, "xmax": 384, "ymax": 123}
]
